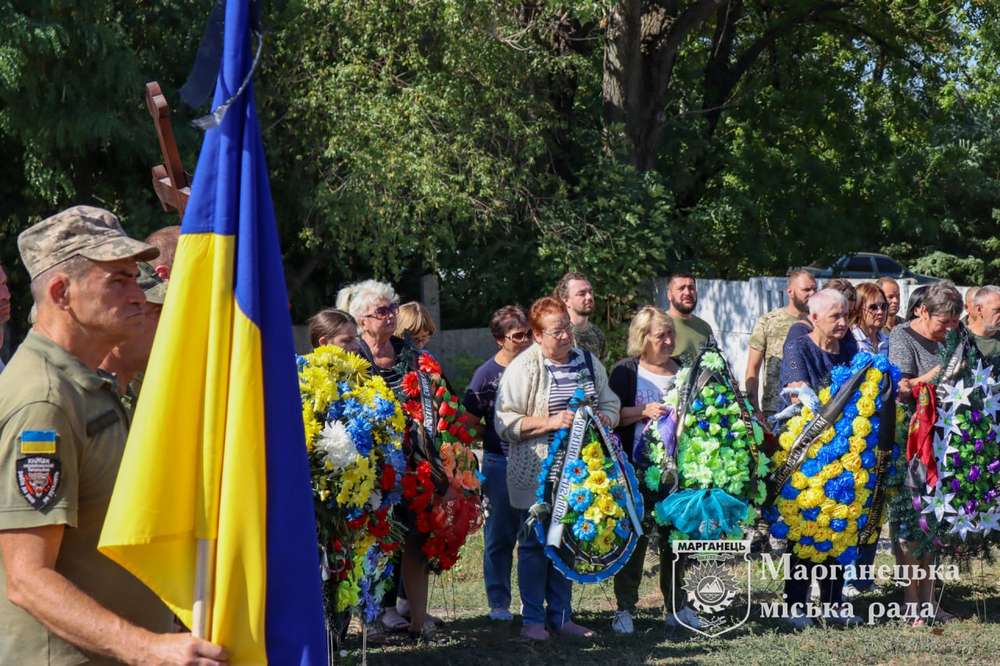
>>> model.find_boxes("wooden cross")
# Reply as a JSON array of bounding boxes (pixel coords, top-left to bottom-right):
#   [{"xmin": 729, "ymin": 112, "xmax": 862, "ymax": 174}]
[{"xmin": 145, "ymin": 81, "xmax": 191, "ymax": 218}]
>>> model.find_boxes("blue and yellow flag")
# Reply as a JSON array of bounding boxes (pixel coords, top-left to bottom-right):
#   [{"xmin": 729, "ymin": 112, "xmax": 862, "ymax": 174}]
[{"xmin": 98, "ymin": 1, "xmax": 327, "ymax": 663}]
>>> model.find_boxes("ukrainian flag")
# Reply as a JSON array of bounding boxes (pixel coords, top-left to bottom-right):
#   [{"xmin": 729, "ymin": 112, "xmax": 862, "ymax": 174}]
[{"xmin": 98, "ymin": 0, "xmax": 327, "ymax": 663}]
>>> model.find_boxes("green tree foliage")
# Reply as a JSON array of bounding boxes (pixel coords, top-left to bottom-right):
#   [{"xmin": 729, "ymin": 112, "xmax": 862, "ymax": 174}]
[
  {"xmin": 2, "ymin": 0, "xmax": 998, "ymax": 333},
  {"xmin": 0, "ymin": 0, "xmax": 206, "ymax": 326}
]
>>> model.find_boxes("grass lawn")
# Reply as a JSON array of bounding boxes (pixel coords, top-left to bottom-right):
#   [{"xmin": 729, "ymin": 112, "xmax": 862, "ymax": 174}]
[{"xmin": 343, "ymin": 530, "xmax": 1000, "ymax": 665}]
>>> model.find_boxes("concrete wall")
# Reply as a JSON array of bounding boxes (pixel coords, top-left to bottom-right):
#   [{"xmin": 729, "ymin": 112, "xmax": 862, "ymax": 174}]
[{"xmin": 424, "ymin": 327, "xmax": 496, "ymax": 379}]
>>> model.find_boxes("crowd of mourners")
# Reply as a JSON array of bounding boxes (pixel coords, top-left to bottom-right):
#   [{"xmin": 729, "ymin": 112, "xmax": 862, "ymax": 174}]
[
  {"xmin": 307, "ymin": 270, "xmax": 1000, "ymax": 640},
  {"xmin": 2, "ymin": 205, "xmax": 999, "ymax": 665}
]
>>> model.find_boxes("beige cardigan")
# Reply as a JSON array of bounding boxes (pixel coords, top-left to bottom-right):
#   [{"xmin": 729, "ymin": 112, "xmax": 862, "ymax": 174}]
[{"xmin": 494, "ymin": 343, "xmax": 620, "ymax": 510}]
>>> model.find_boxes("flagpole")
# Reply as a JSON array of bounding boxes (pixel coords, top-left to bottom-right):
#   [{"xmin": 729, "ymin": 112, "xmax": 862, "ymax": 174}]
[{"xmin": 192, "ymin": 538, "xmax": 216, "ymax": 638}]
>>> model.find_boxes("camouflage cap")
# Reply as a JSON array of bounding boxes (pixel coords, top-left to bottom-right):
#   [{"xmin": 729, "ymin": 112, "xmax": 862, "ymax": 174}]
[
  {"xmin": 17, "ymin": 205, "xmax": 160, "ymax": 280},
  {"xmin": 137, "ymin": 262, "xmax": 167, "ymax": 305}
]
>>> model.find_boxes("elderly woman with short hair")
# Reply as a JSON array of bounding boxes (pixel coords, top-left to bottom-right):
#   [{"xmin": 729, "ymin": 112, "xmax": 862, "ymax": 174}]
[
  {"xmin": 778, "ymin": 288, "xmax": 857, "ymax": 628},
  {"xmin": 890, "ymin": 282, "xmax": 962, "ymax": 397},
  {"xmin": 888, "ymin": 281, "xmax": 962, "ymax": 624},
  {"xmin": 336, "ymin": 280, "xmax": 437, "ymax": 637},
  {"xmin": 495, "ymin": 297, "xmax": 620, "ymax": 641},
  {"xmin": 781, "ymin": 288, "xmax": 855, "ymax": 395},
  {"xmin": 339, "ymin": 279, "xmax": 404, "ymax": 392}
]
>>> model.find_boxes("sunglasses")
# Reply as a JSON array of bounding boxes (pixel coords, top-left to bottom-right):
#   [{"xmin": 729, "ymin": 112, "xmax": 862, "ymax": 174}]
[
  {"xmin": 365, "ymin": 303, "xmax": 399, "ymax": 320},
  {"xmin": 866, "ymin": 303, "xmax": 888, "ymax": 312},
  {"xmin": 505, "ymin": 330, "xmax": 531, "ymax": 343}
]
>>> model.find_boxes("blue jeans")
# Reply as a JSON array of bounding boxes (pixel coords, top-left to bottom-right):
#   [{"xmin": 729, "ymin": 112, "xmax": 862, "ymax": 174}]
[
  {"xmin": 482, "ymin": 453, "xmax": 522, "ymax": 611},
  {"xmin": 517, "ymin": 509, "xmax": 573, "ymax": 627},
  {"xmin": 844, "ymin": 541, "xmax": 878, "ymax": 591}
]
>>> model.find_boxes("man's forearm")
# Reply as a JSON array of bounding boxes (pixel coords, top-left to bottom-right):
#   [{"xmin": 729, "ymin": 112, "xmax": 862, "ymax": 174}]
[
  {"xmin": 8, "ymin": 566, "xmax": 151, "ymax": 664},
  {"xmin": 745, "ymin": 375, "xmax": 760, "ymax": 411}
]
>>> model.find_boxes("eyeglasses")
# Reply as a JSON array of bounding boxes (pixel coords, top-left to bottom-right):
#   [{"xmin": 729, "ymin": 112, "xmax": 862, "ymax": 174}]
[
  {"xmin": 505, "ymin": 330, "xmax": 531, "ymax": 343},
  {"xmin": 542, "ymin": 328, "xmax": 572, "ymax": 340},
  {"xmin": 866, "ymin": 303, "xmax": 889, "ymax": 313},
  {"xmin": 365, "ymin": 303, "xmax": 399, "ymax": 320}
]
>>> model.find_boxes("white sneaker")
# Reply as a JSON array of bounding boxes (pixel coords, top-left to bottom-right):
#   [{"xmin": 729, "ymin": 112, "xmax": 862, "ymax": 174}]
[
  {"xmin": 489, "ymin": 608, "xmax": 513, "ymax": 622},
  {"xmin": 611, "ymin": 610, "xmax": 634, "ymax": 635},
  {"xmin": 841, "ymin": 585, "xmax": 863, "ymax": 600},
  {"xmin": 783, "ymin": 612, "xmax": 813, "ymax": 630},
  {"xmin": 396, "ymin": 598, "xmax": 410, "ymax": 616},
  {"xmin": 665, "ymin": 606, "xmax": 701, "ymax": 630}
]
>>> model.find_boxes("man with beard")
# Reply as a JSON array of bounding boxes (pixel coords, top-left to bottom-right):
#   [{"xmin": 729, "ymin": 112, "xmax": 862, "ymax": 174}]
[
  {"xmin": 968, "ymin": 285, "xmax": 1000, "ymax": 364},
  {"xmin": 666, "ymin": 272, "xmax": 715, "ymax": 365},
  {"xmin": 555, "ymin": 271, "xmax": 606, "ymax": 358},
  {"xmin": 876, "ymin": 277, "xmax": 904, "ymax": 331},
  {"xmin": 745, "ymin": 269, "xmax": 817, "ymax": 418}
]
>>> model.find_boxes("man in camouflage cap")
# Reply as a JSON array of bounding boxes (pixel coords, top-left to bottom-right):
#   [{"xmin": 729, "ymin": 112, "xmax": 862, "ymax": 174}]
[
  {"xmin": 100, "ymin": 262, "xmax": 167, "ymax": 417},
  {"xmin": 0, "ymin": 206, "xmax": 227, "ymax": 665}
]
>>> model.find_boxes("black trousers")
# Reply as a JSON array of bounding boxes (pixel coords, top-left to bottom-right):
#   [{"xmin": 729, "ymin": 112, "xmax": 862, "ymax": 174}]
[{"xmin": 784, "ymin": 554, "xmax": 845, "ymax": 606}]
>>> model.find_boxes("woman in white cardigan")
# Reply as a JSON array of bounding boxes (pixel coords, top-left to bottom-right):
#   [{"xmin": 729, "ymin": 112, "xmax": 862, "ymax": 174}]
[{"xmin": 495, "ymin": 296, "xmax": 620, "ymax": 641}]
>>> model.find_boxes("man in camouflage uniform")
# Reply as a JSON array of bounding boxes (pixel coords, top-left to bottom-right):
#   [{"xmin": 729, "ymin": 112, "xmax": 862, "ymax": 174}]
[
  {"xmin": 555, "ymin": 271, "xmax": 606, "ymax": 359},
  {"xmin": 744, "ymin": 269, "xmax": 817, "ymax": 418},
  {"xmin": 100, "ymin": 263, "xmax": 167, "ymax": 418},
  {"xmin": 0, "ymin": 206, "xmax": 226, "ymax": 665}
]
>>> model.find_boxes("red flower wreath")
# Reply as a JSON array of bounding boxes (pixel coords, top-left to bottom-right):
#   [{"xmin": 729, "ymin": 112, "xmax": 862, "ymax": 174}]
[{"xmin": 399, "ymin": 353, "xmax": 485, "ymax": 572}]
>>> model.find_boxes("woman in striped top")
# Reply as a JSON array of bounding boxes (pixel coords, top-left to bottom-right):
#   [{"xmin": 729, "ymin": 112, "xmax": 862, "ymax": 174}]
[{"xmin": 495, "ymin": 297, "xmax": 620, "ymax": 641}]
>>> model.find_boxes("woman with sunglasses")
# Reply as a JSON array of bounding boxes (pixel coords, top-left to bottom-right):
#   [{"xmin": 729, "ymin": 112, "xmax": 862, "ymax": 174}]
[
  {"xmin": 495, "ymin": 297, "xmax": 620, "ymax": 641},
  {"xmin": 850, "ymin": 283, "xmax": 890, "ymax": 354},
  {"xmin": 338, "ymin": 279, "xmax": 405, "ymax": 393},
  {"xmin": 461, "ymin": 306, "xmax": 532, "ymax": 623},
  {"xmin": 337, "ymin": 280, "xmax": 440, "ymax": 638},
  {"xmin": 839, "ymin": 283, "xmax": 890, "ymax": 599}
]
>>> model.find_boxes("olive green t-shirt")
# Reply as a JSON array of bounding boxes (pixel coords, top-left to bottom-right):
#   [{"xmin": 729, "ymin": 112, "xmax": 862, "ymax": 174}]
[
  {"xmin": 670, "ymin": 314, "xmax": 716, "ymax": 366},
  {"xmin": 0, "ymin": 332, "xmax": 171, "ymax": 665},
  {"xmin": 748, "ymin": 308, "xmax": 803, "ymax": 413},
  {"xmin": 972, "ymin": 331, "xmax": 1000, "ymax": 364},
  {"xmin": 571, "ymin": 320, "xmax": 606, "ymax": 360}
]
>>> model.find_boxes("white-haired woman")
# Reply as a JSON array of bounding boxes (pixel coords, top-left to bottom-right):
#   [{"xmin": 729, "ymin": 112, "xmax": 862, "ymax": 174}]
[
  {"xmin": 780, "ymin": 289, "xmax": 856, "ymax": 397},
  {"xmin": 607, "ymin": 307, "xmax": 689, "ymax": 634},
  {"xmin": 778, "ymin": 288, "xmax": 858, "ymax": 628},
  {"xmin": 336, "ymin": 280, "xmax": 436, "ymax": 637},
  {"xmin": 339, "ymin": 279, "xmax": 404, "ymax": 393}
]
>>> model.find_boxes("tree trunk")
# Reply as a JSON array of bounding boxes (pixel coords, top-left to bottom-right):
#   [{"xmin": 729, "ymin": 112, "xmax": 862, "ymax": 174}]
[{"xmin": 602, "ymin": 0, "xmax": 726, "ymax": 171}]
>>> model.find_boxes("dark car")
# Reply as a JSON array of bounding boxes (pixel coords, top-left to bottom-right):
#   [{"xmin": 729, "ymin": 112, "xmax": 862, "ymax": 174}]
[{"xmin": 805, "ymin": 253, "xmax": 938, "ymax": 284}]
